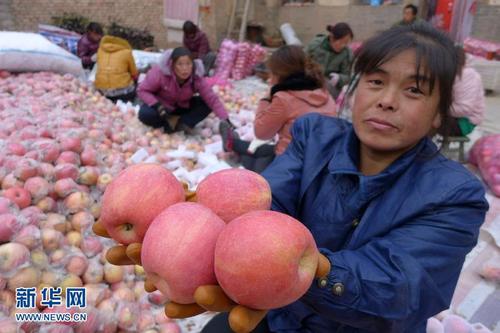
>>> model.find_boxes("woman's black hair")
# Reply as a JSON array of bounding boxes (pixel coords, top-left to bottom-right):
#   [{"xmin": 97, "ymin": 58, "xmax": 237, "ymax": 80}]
[
  {"xmin": 183, "ymin": 21, "xmax": 197, "ymax": 34},
  {"xmin": 326, "ymin": 22, "xmax": 354, "ymax": 40},
  {"xmin": 87, "ymin": 22, "xmax": 103, "ymax": 35},
  {"xmin": 171, "ymin": 47, "xmax": 194, "ymax": 63},
  {"xmin": 342, "ymin": 22, "xmax": 458, "ymax": 143}
]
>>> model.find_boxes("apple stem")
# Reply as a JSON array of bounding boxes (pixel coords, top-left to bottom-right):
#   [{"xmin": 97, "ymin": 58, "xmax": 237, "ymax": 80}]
[{"xmin": 124, "ymin": 223, "xmax": 133, "ymax": 231}]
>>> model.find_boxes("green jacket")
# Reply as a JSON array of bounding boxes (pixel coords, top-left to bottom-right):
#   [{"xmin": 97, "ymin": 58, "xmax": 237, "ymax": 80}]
[
  {"xmin": 392, "ymin": 17, "xmax": 425, "ymax": 28},
  {"xmin": 305, "ymin": 34, "xmax": 353, "ymax": 88}
]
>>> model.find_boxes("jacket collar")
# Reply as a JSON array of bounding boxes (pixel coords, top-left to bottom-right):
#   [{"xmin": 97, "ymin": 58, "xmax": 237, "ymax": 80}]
[{"xmin": 327, "ymin": 124, "xmax": 437, "ymax": 200}]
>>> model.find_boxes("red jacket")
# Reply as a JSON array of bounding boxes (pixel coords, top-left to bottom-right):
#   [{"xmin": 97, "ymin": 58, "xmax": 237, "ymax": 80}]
[{"xmin": 254, "ymin": 89, "xmax": 337, "ymax": 155}]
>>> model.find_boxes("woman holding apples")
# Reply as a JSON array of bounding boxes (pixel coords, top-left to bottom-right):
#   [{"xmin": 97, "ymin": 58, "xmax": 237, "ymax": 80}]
[{"xmin": 103, "ymin": 23, "xmax": 488, "ymax": 333}]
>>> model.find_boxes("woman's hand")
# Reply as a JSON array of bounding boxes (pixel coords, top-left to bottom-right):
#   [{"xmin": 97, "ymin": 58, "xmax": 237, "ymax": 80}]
[{"xmin": 165, "ymin": 253, "xmax": 331, "ymax": 333}]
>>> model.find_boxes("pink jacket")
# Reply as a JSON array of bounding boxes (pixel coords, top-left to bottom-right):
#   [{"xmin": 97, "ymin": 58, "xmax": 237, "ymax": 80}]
[
  {"xmin": 254, "ymin": 89, "xmax": 337, "ymax": 155},
  {"xmin": 137, "ymin": 50, "xmax": 228, "ymax": 120},
  {"xmin": 451, "ymin": 67, "xmax": 485, "ymax": 125}
]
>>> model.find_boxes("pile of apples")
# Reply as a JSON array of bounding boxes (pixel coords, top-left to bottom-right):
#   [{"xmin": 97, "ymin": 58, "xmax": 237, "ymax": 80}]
[
  {"xmin": 0, "ymin": 71, "xmax": 227, "ymax": 332},
  {"xmin": 0, "ymin": 70, "xmax": 271, "ymax": 332},
  {"xmin": 97, "ymin": 165, "xmax": 320, "ymax": 312}
]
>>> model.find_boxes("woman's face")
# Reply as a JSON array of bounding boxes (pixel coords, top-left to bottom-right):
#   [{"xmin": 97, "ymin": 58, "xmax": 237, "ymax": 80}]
[
  {"xmin": 352, "ymin": 50, "xmax": 441, "ymax": 156},
  {"xmin": 329, "ymin": 34, "xmax": 351, "ymax": 53},
  {"xmin": 174, "ymin": 56, "xmax": 193, "ymax": 81}
]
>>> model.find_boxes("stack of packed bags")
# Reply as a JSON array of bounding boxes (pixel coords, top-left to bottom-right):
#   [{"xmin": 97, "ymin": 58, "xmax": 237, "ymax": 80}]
[
  {"xmin": 464, "ymin": 37, "xmax": 500, "ymax": 61},
  {"xmin": 213, "ymin": 39, "xmax": 267, "ymax": 81}
]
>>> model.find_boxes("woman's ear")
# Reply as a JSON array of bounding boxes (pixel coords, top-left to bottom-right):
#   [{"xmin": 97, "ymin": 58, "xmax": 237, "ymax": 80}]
[{"xmin": 431, "ymin": 111, "xmax": 442, "ymax": 129}]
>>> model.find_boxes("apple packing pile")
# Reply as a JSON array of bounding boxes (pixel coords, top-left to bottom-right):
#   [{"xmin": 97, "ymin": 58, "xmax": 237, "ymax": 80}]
[{"xmin": 0, "ymin": 70, "xmax": 265, "ymax": 333}]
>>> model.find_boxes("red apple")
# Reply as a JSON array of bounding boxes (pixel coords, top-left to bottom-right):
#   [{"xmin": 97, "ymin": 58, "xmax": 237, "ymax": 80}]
[
  {"xmin": 66, "ymin": 255, "xmax": 89, "ymax": 276},
  {"xmin": 13, "ymin": 225, "xmax": 41, "ymax": 249},
  {"xmin": 196, "ymin": 168, "xmax": 272, "ymax": 222},
  {"xmin": 80, "ymin": 147, "xmax": 98, "ymax": 166},
  {"xmin": 214, "ymin": 210, "xmax": 319, "ymax": 310},
  {"xmin": 7, "ymin": 142, "xmax": 26, "ymax": 156},
  {"xmin": 54, "ymin": 178, "xmax": 79, "ymax": 198},
  {"xmin": 0, "ymin": 242, "xmax": 30, "ymax": 274},
  {"xmin": 24, "ymin": 176, "xmax": 51, "ymax": 202},
  {"xmin": 56, "ymin": 151, "xmax": 81, "ymax": 165},
  {"xmin": 38, "ymin": 162, "xmax": 56, "ymax": 180},
  {"xmin": 60, "ymin": 137, "xmax": 82, "ymax": 153},
  {"xmin": 142, "ymin": 202, "xmax": 225, "ymax": 304},
  {"xmin": 55, "ymin": 163, "xmax": 79, "ymax": 181},
  {"xmin": 100, "ymin": 164, "xmax": 185, "ymax": 244},
  {"xmin": 81, "ymin": 236, "xmax": 103, "ymax": 258},
  {"xmin": 20, "ymin": 206, "xmax": 45, "ymax": 226},
  {"xmin": 32, "ymin": 140, "xmax": 60, "ymax": 163},
  {"xmin": 1, "ymin": 173, "xmax": 24, "ymax": 190},
  {"xmin": 0, "ymin": 213, "xmax": 21, "ymax": 242},
  {"xmin": 0, "ymin": 197, "xmax": 14, "ymax": 214},
  {"xmin": 2, "ymin": 186, "xmax": 32, "ymax": 208},
  {"xmin": 14, "ymin": 158, "xmax": 39, "ymax": 181}
]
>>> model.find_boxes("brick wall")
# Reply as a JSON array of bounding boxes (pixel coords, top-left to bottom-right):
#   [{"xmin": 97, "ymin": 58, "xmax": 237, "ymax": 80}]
[
  {"xmin": 8, "ymin": 0, "xmax": 168, "ymax": 48},
  {"xmin": 0, "ymin": 0, "xmax": 15, "ymax": 30},
  {"xmin": 471, "ymin": 2, "xmax": 500, "ymax": 42},
  {"xmin": 252, "ymin": 1, "xmax": 500, "ymax": 45}
]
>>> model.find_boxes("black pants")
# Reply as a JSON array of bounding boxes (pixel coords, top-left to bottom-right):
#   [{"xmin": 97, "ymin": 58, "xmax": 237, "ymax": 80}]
[
  {"xmin": 232, "ymin": 138, "xmax": 276, "ymax": 174},
  {"xmin": 138, "ymin": 96, "xmax": 211, "ymax": 132},
  {"xmin": 107, "ymin": 90, "xmax": 136, "ymax": 104},
  {"xmin": 202, "ymin": 52, "xmax": 217, "ymax": 76},
  {"xmin": 201, "ymin": 312, "xmax": 270, "ymax": 333}
]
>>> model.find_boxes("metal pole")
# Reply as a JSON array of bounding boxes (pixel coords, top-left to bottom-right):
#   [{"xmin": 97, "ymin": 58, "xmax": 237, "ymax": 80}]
[{"xmin": 238, "ymin": 0, "xmax": 251, "ymax": 42}]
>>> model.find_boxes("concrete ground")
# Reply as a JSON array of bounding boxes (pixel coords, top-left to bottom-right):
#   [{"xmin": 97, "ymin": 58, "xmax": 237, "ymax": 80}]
[{"xmin": 481, "ymin": 91, "xmax": 500, "ymax": 135}]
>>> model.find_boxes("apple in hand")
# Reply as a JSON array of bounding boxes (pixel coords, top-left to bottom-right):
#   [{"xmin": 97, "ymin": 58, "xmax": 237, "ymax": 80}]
[
  {"xmin": 142, "ymin": 202, "xmax": 225, "ymax": 304},
  {"xmin": 196, "ymin": 168, "xmax": 272, "ymax": 222},
  {"xmin": 99, "ymin": 164, "xmax": 185, "ymax": 245},
  {"xmin": 215, "ymin": 210, "xmax": 319, "ymax": 310}
]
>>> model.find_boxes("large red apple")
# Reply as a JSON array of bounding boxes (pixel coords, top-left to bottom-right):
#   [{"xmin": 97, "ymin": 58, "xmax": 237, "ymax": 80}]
[
  {"xmin": 2, "ymin": 186, "xmax": 32, "ymax": 209},
  {"xmin": 214, "ymin": 210, "xmax": 319, "ymax": 310},
  {"xmin": 196, "ymin": 168, "xmax": 272, "ymax": 222},
  {"xmin": 142, "ymin": 202, "xmax": 225, "ymax": 304},
  {"xmin": 24, "ymin": 176, "xmax": 51, "ymax": 203},
  {"xmin": 99, "ymin": 164, "xmax": 185, "ymax": 244}
]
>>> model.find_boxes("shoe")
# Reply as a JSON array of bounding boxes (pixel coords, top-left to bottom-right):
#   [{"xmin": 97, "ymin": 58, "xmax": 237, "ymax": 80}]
[{"xmin": 219, "ymin": 121, "xmax": 238, "ymax": 152}]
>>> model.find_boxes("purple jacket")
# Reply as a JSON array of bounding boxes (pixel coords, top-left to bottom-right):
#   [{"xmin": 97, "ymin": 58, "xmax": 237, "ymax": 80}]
[
  {"xmin": 183, "ymin": 30, "xmax": 211, "ymax": 58},
  {"xmin": 77, "ymin": 33, "xmax": 100, "ymax": 67},
  {"xmin": 137, "ymin": 50, "xmax": 228, "ymax": 120}
]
